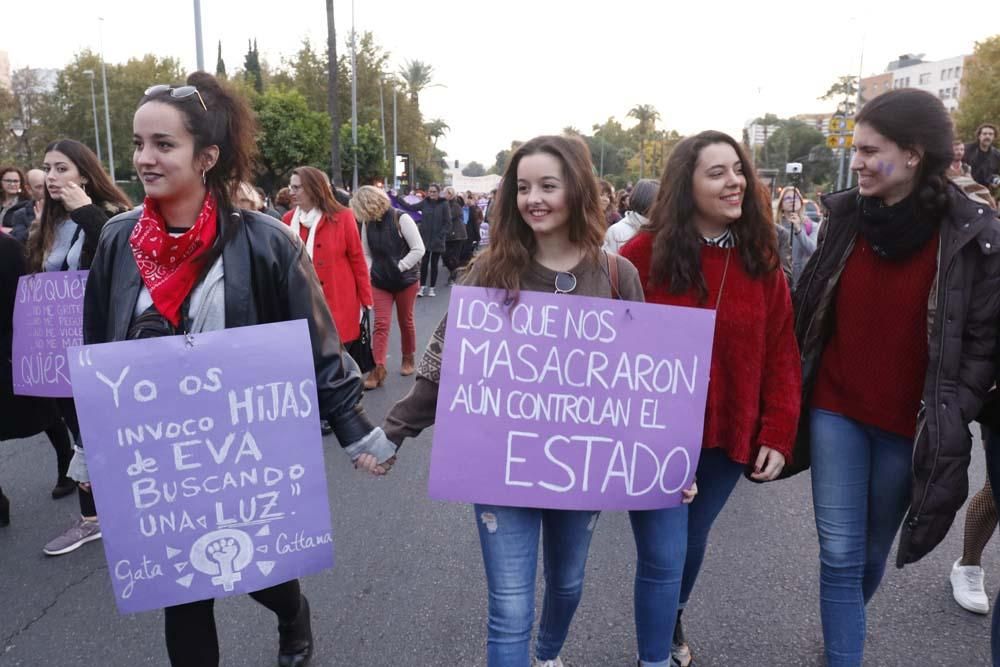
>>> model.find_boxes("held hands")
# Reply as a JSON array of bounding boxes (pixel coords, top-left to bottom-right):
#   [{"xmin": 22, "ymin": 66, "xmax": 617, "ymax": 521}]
[
  {"xmin": 60, "ymin": 181, "xmax": 92, "ymax": 212},
  {"xmin": 750, "ymin": 446, "xmax": 786, "ymax": 482},
  {"xmin": 344, "ymin": 427, "xmax": 398, "ymax": 478}
]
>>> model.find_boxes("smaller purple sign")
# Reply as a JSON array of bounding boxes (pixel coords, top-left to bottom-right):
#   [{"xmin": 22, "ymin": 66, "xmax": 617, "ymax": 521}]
[
  {"xmin": 429, "ymin": 287, "xmax": 716, "ymax": 511},
  {"xmin": 12, "ymin": 270, "xmax": 88, "ymax": 397},
  {"xmin": 69, "ymin": 320, "xmax": 334, "ymax": 614}
]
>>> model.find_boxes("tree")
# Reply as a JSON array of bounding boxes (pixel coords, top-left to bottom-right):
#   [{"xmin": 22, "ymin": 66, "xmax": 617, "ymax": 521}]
[
  {"xmin": 398, "ymin": 59, "xmax": 439, "ymax": 105},
  {"xmin": 425, "ymin": 118, "xmax": 450, "ymax": 149},
  {"xmin": 339, "ymin": 120, "xmax": 385, "ymax": 185},
  {"xmin": 820, "ymin": 75, "xmax": 858, "ymax": 115},
  {"xmin": 326, "ymin": 0, "xmax": 341, "ymax": 185},
  {"xmin": 244, "ymin": 39, "xmax": 263, "ymax": 93},
  {"xmin": 215, "ymin": 41, "xmax": 226, "ymax": 78},
  {"xmin": 254, "ymin": 89, "xmax": 331, "ymax": 193},
  {"xmin": 955, "ymin": 35, "xmax": 1000, "ymax": 142},
  {"xmin": 462, "ymin": 161, "xmax": 486, "ymax": 177},
  {"xmin": 627, "ymin": 104, "xmax": 661, "ymax": 179}
]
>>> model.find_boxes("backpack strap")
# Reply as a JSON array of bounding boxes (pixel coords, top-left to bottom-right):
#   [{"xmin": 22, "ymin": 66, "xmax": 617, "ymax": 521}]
[{"xmin": 604, "ymin": 250, "xmax": 620, "ymax": 299}]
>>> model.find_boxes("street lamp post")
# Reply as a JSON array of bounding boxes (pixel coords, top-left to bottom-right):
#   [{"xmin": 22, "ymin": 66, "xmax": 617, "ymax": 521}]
[
  {"xmin": 193, "ymin": 0, "xmax": 205, "ymax": 71},
  {"xmin": 99, "ymin": 18, "xmax": 116, "ymax": 182},
  {"xmin": 7, "ymin": 119, "xmax": 26, "ymax": 164},
  {"xmin": 82, "ymin": 70, "xmax": 103, "ymax": 166},
  {"xmin": 350, "ymin": 0, "xmax": 359, "ymax": 192}
]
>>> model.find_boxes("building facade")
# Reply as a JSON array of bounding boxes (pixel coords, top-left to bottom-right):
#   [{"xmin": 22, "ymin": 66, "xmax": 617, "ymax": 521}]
[{"xmin": 860, "ymin": 53, "xmax": 969, "ymax": 113}]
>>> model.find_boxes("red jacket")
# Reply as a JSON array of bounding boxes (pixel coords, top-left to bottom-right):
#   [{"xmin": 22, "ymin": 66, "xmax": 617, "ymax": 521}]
[
  {"xmin": 283, "ymin": 208, "xmax": 373, "ymax": 343},
  {"xmin": 621, "ymin": 232, "xmax": 801, "ymax": 465}
]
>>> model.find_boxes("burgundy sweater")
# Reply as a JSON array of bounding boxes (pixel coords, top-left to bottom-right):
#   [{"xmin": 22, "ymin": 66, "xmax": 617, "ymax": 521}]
[
  {"xmin": 621, "ymin": 232, "xmax": 801, "ymax": 465},
  {"xmin": 812, "ymin": 233, "xmax": 939, "ymax": 438}
]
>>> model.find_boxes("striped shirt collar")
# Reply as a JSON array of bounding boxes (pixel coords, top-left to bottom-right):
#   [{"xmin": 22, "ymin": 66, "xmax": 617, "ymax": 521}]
[{"xmin": 701, "ymin": 228, "xmax": 736, "ymax": 248}]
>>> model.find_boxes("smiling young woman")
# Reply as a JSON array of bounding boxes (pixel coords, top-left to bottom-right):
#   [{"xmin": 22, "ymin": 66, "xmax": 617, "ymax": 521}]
[
  {"xmin": 80, "ymin": 71, "xmax": 395, "ymax": 667},
  {"xmin": 382, "ymin": 135, "xmax": 696, "ymax": 667},
  {"xmin": 620, "ymin": 130, "xmax": 799, "ymax": 667},
  {"xmin": 794, "ymin": 88, "xmax": 1000, "ymax": 666}
]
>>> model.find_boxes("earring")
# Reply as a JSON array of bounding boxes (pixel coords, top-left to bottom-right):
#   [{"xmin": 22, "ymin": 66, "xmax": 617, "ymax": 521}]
[{"xmin": 201, "ymin": 169, "xmax": 207, "ymax": 185}]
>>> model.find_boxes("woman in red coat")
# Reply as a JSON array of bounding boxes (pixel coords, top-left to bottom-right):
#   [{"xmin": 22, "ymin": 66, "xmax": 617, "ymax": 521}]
[
  {"xmin": 620, "ymin": 130, "xmax": 800, "ymax": 667},
  {"xmin": 283, "ymin": 166, "xmax": 373, "ymax": 344}
]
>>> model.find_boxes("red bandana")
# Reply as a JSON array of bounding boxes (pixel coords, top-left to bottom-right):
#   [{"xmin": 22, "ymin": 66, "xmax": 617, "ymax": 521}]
[{"xmin": 129, "ymin": 193, "xmax": 219, "ymax": 327}]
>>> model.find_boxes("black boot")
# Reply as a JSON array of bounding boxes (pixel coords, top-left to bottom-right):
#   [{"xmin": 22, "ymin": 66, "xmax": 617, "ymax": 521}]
[
  {"xmin": 0, "ymin": 487, "xmax": 10, "ymax": 526},
  {"xmin": 277, "ymin": 595, "xmax": 313, "ymax": 667},
  {"xmin": 52, "ymin": 477, "xmax": 77, "ymax": 499}
]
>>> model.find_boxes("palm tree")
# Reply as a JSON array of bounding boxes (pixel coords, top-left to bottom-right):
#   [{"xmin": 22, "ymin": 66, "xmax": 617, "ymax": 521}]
[
  {"xmin": 326, "ymin": 0, "xmax": 341, "ymax": 184},
  {"xmin": 398, "ymin": 59, "xmax": 441, "ymax": 106},
  {"xmin": 425, "ymin": 119, "xmax": 450, "ymax": 149},
  {"xmin": 628, "ymin": 104, "xmax": 661, "ymax": 179}
]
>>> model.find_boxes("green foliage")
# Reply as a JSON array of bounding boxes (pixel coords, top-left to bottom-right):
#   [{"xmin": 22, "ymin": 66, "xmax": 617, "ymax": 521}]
[
  {"xmin": 4, "ymin": 30, "xmax": 446, "ymax": 193},
  {"xmin": 462, "ymin": 161, "xmax": 486, "ymax": 177},
  {"xmin": 398, "ymin": 59, "xmax": 438, "ymax": 105},
  {"xmin": 216, "ymin": 42, "xmax": 226, "ymax": 78},
  {"xmin": 340, "ymin": 120, "xmax": 386, "ymax": 185},
  {"xmin": 820, "ymin": 75, "xmax": 858, "ymax": 115},
  {"xmin": 254, "ymin": 89, "xmax": 331, "ymax": 193},
  {"xmin": 955, "ymin": 35, "xmax": 1000, "ymax": 142},
  {"xmin": 757, "ymin": 118, "xmax": 834, "ymax": 191},
  {"xmin": 244, "ymin": 40, "xmax": 263, "ymax": 93}
]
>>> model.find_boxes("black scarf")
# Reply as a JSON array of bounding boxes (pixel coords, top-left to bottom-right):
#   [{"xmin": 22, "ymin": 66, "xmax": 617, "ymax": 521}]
[{"xmin": 857, "ymin": 194, "xmax": 938, "ymax": 261}]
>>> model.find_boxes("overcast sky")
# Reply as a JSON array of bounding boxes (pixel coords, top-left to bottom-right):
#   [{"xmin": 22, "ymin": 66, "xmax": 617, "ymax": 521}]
[{"xmin": 6, "ymin": 1, "xmax": 997, "ymax": 166}]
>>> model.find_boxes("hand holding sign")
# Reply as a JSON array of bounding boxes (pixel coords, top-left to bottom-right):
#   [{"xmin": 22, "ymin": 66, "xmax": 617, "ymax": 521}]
[
  {"xmin": 428, "ymin": 287, "xmax": 716, "ymax": 511},
  {"xmin": 68, "ymin": 320, "xmax": 336, "ymax": 614}
]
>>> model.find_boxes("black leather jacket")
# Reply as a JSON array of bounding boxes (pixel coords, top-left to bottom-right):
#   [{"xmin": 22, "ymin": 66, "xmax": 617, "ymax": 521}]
[{"xmin": 83, "ymin": 206, "xmax": 375, "ymax": 448}]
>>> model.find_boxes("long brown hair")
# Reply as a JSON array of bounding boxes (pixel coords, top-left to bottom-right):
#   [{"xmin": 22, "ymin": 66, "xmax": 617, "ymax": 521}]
[
  {"xmin": 647, "ymin": 130, "xmax": 777, "ymax": 301},
  {"xmin": 27, "ymin": 139, "xmax": 131, "ymax": 272},
  {"xmin": 291, "ymin": 166, "xmax": 345, "ymax": 218},
  {"xmin": 473, "ymin": 135, "xmax": 605, "ymax": 294}
]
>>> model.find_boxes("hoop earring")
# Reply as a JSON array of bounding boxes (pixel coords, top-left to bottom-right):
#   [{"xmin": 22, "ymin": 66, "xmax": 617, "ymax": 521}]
[{"xmin": 201, "ymin": 170, "xmax": 207, "ymax": 185}]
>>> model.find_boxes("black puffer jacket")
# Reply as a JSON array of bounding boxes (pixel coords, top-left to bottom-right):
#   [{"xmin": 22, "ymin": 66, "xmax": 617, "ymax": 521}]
[
  {"xmin": 83, "ymin": 207, "xmax": 375, "ymax": 448},
  {"xmin": 793, "ymin": 184, "xmax": 1000, "ymax": 566},
  {"xmin": 397, "ymin": 197, "xmax": 451, "ymax": 253}
]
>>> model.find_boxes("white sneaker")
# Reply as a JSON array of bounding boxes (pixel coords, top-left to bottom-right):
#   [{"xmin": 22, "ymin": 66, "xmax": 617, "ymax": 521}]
[
  {"xmin": 417, "ymin": 286, "xmax": 425, "ymax": 297},
  {"xmin": 532, "ymin": 658, "xmax": 563, "ymax": 667},
  {"xmin": 428, "ymin": 287, "xmax": 436, "ymax": 297},
  {"xmin": 951, "ymin": 558, "xmax": 990, "ymax": 614}
]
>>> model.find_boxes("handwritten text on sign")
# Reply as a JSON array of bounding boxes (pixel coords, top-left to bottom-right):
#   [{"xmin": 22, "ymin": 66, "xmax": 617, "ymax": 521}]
[
  {"xmin": 429, "ymin": 287, "xmax": 716, "ymax": 511},
  {"xmin": 12, "ymin": 270, "xmax": 87, "ymax": 397},
  {"xmin": 68, "ymin": 320, "xmax": 334, "ymax": 614}
]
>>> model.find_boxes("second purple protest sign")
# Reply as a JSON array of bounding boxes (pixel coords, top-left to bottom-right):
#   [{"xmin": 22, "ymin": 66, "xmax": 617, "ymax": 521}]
[
  {"xmin": 429, "ymin": 286, "xmax": 716, "ymax": 511},
  {"xmin": 11, "ymin": 270, "xmax": 88, "ymax": 397},
  {"xmin": 69, "ymin": 320, "xmax": 334, "ymax": 614}
]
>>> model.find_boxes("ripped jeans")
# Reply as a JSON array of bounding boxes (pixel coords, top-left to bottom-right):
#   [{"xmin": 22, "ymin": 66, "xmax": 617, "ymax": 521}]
[{"xmin": 474, "ymin": 504, "xmax": 599, "ymax": 666}]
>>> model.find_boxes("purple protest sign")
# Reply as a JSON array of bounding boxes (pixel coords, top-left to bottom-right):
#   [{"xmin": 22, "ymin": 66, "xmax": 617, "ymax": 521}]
[
  {"xmin": 429, "ymin": 287, "xmax": 716, "ymax": 511},
  {"xmin": 11, "ymin": 270, "xmax": 88, "ymax": 397},
  {"xmin": 68, "ymin": 320, "xmax": 333, "ymax": 614}
]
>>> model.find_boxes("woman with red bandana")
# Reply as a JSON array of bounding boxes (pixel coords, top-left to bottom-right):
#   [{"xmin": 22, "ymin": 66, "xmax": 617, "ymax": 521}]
[{"xmin": 81, "ymin": 72, "xmax": 394, "ymax": 667}]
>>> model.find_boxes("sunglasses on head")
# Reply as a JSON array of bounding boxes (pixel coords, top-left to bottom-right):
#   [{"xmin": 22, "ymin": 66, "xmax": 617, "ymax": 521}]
[
  {"xmin": 144, "ymin": 84, "xmax": 208, "ymax": 111},
  {"xmin": 554, "ymin": 271, "xmax": 577, "ymax": 295}
]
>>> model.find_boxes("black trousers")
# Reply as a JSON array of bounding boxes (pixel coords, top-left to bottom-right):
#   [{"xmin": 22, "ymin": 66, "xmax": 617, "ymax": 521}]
[
  {"xmin": 164, "ymin": 579, "xmax": 302, "ymax": 666},
  {"xmin": 420, "ymin": 252, "xmax": 442, "ymax": 287},
  {"xmin": 55, "ymin": 398, "xmax": 93, "ymax": 515}
]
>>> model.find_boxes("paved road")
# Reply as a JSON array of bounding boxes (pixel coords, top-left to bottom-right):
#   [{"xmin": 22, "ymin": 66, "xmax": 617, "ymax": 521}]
[{"xmin": 1, "ymin": 282, "xmax": 995, "ymax": 666}]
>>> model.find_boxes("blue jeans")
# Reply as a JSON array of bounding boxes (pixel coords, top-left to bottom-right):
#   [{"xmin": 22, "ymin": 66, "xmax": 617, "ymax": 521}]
[
  {"xmin": 679, "ymin": 447, "xmax": 745, "ymax": 607},
  {"xmin": 985, "ymin": 430, "xmax": 1000, "ymax": 666},
  {"xmin": 474, "ymin": 504, "xmax": 598, "ymax": 666},
  {"xmin": 810, "ymin": 409, "xmax": 913, "ymax": 667},
  {"xmin": 629, "ymin": 506, "xmax": 688, "ymax": 667}
]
